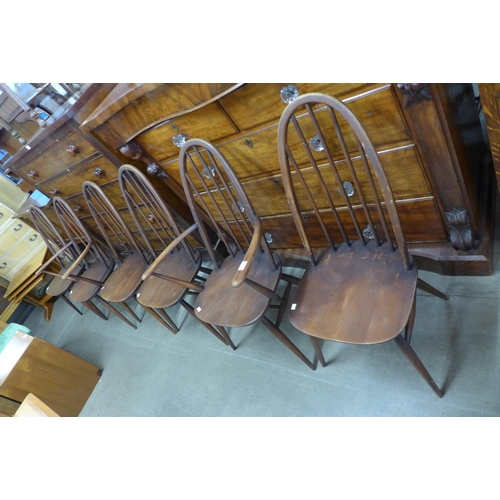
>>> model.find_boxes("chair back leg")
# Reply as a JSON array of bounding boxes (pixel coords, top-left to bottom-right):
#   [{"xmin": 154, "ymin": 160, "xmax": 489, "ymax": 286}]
[
  {"xmin": 393, "ymin": 334, "xmax": 444, "ymax": 398},
  {"xmin": 95, "ymin": 295, "xmax": 137, "ymax": 330},
  {"xmin": 260, "ymin": 316, "xmax": 316, "ymax": 370}
]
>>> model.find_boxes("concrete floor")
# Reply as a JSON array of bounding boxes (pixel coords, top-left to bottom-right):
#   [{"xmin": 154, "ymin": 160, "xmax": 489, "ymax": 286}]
[{"xmin": 22, "ymin": 234, "xmax": 500, "ymax": 417}]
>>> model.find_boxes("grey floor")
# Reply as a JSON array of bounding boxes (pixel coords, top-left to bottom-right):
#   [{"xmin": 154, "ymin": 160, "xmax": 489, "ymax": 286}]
[{"xmin": 22, "ymin": 238, "xmax": 500, "ymax": 417}]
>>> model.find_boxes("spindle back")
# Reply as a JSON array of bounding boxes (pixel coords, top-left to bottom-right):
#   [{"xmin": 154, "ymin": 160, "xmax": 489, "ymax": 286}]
[
  {"xmin": 178, "ymin": 138, "xmax": 274, "ymax": 269},
  {"xmin": 82, "ymin": 181, "xmax": 148, "ymax": 264},
  {"xmin": 118, "ymin": 164, "xmax": 198, "ymax": 266},
  {"xmin": 277, "ymin": 92, "xmax": 411, "ymax": 270}
]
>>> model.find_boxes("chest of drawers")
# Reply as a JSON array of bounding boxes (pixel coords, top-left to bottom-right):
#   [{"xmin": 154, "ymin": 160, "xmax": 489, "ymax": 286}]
[{"xmin": 1, "ymin": 83, "xmax": 490, "ymax": 276}]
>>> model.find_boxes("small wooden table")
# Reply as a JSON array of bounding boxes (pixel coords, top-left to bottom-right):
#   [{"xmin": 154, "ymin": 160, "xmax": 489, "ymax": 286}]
[{"xmin": 0, "ymin": 330, "xmax": 102, "ymax": 416}]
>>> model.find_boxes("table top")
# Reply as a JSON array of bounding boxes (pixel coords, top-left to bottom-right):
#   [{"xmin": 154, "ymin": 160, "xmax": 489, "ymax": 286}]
[{"xmin": 0, "ymin": 330, "xmax": 33, "ymax": 386}]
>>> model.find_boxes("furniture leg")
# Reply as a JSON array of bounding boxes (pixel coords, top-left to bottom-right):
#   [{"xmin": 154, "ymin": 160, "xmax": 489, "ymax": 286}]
[
  {"xmin": 179, "ymin": 299, "xmax": 234, "ymax": 348},
  {"xmin": 309, "ymin": 336, "xmax": 326, "ymax": 367},
  {"xmin": 60, "ymin": 294, "xmax": 84, "ymax": 315},
  {"xmin": 142, "ymin": 306, "xmax": 177, "ymax": 334},
  {"xmin": 95, "ymin": 295, "xmax": 137, "ymax": 329},
  {"xmin": 154, "ymin": 308, "xmax": 179, "ymax": 333},
  {"xmin": 214, "ymin": 325, "xmax": 236, "ymax": 350},
  {"xmin": 275, "ymin": 279, "xmax": 292, "ymax": 328},
  {"xmin": 417, "ymin": 278, "xmax": 449, "ymax": 300},
  {"xmin": 120, "ymin": 300, "xmax": 142, "ymax": 323},
  {"xmin": 260, "ymin": 316, "xmax": 316, "ymax": 370},
  {"xmin": 393, "ymin": 334, "xmax": 444, "ymax": 398},
  {"xmin": 404, "ymin": 292, "xmax": 417, "ymax": 344},
  {"xmin": 82, "ymin": 300, "xmax": 108, "ymax": 320}
]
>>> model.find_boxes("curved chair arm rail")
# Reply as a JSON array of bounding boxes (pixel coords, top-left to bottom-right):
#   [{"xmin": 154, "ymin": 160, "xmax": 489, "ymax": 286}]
[
  {"xmin": 60, "ymin": 243, "xmax": 93, "ymax": 280},
  {"xmin": 141, "ymin": 223, "xmax": 200, "ymax": 281},
  {"xmin": 231, "ymin": 217, "xmax": 263, "ymax": 288},
  {"xmin": 34, "ymin": 241, "xmax": 74, "ymax": 276}
]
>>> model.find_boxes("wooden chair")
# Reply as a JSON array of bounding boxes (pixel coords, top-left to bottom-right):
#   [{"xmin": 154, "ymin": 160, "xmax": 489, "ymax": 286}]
[
  {"xmin": 36, "ymin": 197, "xmax": 138, "ymax": 327},
  {"xmin": 277, "ymin": 92, "xmax": 449, "ymax": 396},
  {"xmin": 29, "ymin": 206, "xmax": 83, "ymax": 316},
  {"xmin": 145, "ymin": 138, "xmax": 317, "ymax": 370},
  {"xmin": 82, "ymin": 181, "xmax": 145, "ymax": 327},
  {"xmin": 118, "ymin": 165, "xmax": 228, "ymax": 344}
]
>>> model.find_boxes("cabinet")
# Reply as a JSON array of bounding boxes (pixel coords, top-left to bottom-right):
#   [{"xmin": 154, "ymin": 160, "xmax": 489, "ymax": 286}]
[
  {"xmin": 81, "ymin": 83, "xmax": 495, "ymax": 276},
  {"xmin": 2, "ymin": 83, "xmax": 493, "ymax": 277},
  {"xmin": 0, "ymin": 201, "xmax": 45, "ymax": 281}
]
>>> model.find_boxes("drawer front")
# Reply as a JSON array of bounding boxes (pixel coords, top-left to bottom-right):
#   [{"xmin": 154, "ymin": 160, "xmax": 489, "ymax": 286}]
[
  {"xmin": 0, "ymin": 220, "xmax": 32, "ymax": 253},
  {"xmin": 192, "ymin": 144, "xmax": 431, "ymax": 222},
  {"xmin": 39, "ymin": 156, "xmax": 118, "ymax": 199},
  {"xmin": 135, "ymin": 102, "xmax": 237, "ymax": 164},
  {"xmin": 19, "ymin": 131, "xmax": 97, "ymax": 183},
  {"xmin": 219, "ymin": 83, "xmax": 385, "ymax": 131},
  {"xmin": 172, "ymin": 86, "xmax": 412, "ymax": 191},
  {"xmin": 224, "ymin": 197, "xmax": 446, "ymax": 250},
  {"xmin": 0, "ymin": 203, "xmax": 15, "ymax": 232},
  {"xmin": 0, "ymin": 229, "xmax": 44, "ymax": 278}
]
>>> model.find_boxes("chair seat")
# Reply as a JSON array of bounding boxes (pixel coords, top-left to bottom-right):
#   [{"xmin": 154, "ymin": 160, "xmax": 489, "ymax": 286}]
[
  {"xmin": 45, "ymin": 264, "xmax": 77, "ymax": 297},
  {"xmin": 100, "ymin": 253, "xmax": 148, "ymax": 302},
  {"xmin": 70, "ymin": 261, "xmax": 113, "ymax": 302},
  {"xmin": 289, "ymin": 241, "xmax": 417, "ymax": 344},
  {"xmin": 195, "ymin": 251, "xmax": 281, "ymax": 328},
  {"xmin": 136, "ymin": 249, "xmax": 200, "ymax": 309}
]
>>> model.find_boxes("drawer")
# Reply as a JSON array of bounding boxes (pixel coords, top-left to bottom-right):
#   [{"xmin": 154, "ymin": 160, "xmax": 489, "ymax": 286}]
[
  {"xmin": 0, "ymin": 203, "xmax": 14, "ymax": 231},
  {"xmin": 218, "ymin": 83, "xmax": 388, "ymax": 131},
  {"xmin": 135, "ymin": 102, "xmax": 237, "ymax": 164},
  {"xmin": 39, "ymin": 155, "xmax": 118, "ymax": 199},
  {"xmin": 0, "ymin": 229, "xmax": 44, "ymax": 279},
  {"xmin": 172, "ymin": 86, "xmax": 412, "ymax": 191},
  {"xmin": 223, "ymin": 197, "xmax": 446, "ymax": 251},
  {"xmin": 196, "ymin": 144, "xmax": 431, "ymax": 221},
  {"xmin": 0, "ymin": 220, "xmax": 32, "ymax": 254},
  {"xmin": 283, "ymin": 87, "xmax": 411, "ymax": 170},
  {"xmin": 19, "ymin": 131, "xmax": 97, "ymax": 183}
]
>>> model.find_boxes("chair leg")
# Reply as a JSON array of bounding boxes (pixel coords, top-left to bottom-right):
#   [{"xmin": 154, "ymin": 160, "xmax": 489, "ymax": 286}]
[
  {"xmin": 179, "ymin": 299, "xmax": 235, "ymax": 349},
  {"xmin": 154, "ymin": 308, "xmax": 179, "ymax": 333},
  {"xmin": 393, "ymin": 334, "xmax": 444, "ymax": 398},
  {"xmin": 142, "ymin": 306, "xmax": 177, "ymax": 334},
  {"xmin": 404, "ymin": 291, "xmax": 417, "ymax": 344},
  {"xmin": 214, "ymin": 325, "xmax": 236, "ymax": 350},
  {"xmin": 309, "ymin": 336, "xmax": 326, "ymax": 367},
  {"xmin": 275, "ymin": 279, "xmax": 292, "ymax": 328},
  {"xmin": 120, "ymin": 301, "xmax": 142, "ymax": 323},
  {"xmin": 260, "ymin": 316, "xmax": 316, "ymax": 371},
  {"xmin": 82, "ymin": 300, "xmax": 108, "ymax": 320},
  {"xmin": 417, "ymin": 278, "xmax": 449, "ymax": 300},
  {"xmin": 60, "ymin": 294, "xmax": 83, "ymax": 315},
  {"xmin": 95, "ymin": 295, "xmax": 137, "ymax": 330}
]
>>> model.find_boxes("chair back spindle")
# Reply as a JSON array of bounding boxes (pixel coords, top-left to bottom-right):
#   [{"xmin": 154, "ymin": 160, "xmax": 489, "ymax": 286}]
[
  {"xmin": 82, "ymin": 181, "xmax": 149, "ymax": 264},
  {"xmin": 178, "ymin": 138, "xmax": 276, "ymax": 269},
  {"xmin": 118, "ymin": 165, "xmax": 199, "ymax": 266},
  {"xmin": 277, "ymin": 93, "xmax": 411, "ymax": 271}
]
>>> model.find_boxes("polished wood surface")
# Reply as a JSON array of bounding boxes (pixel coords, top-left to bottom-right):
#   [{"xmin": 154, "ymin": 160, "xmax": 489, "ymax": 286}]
[
  {"xmin": 277, "ymin": 93, "xmax": 446, "ymax": 396},
  {"xmin": 195, "ymin": 250, "xmax": 280, "ymax": 327},
  {"xmin": 3, "ymin": 83, "xmax": 494, "ymax": 276},
  {"xmin": 14, "ymin": 393, "xmax": 60, "ymax": 417},
  {"xmin": 289, "ymin": 242, "xmax": 417, "ymax": 342},
  {"xmin": 177, "ymin": 138, "xmax": 315, "ymax": 369},
  {"xmin": 0, "ymin": 331, "xmax": 101, "ymax": 417}
]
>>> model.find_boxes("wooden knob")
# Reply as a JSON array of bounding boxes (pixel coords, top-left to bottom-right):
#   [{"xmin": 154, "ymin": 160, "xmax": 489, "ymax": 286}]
[{"xmin": 66, "ymin": 145, "xmax": 79, "ymax": 157}]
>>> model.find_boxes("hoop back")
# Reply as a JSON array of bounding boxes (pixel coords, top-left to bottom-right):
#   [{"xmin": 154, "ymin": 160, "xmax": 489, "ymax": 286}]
[{"xmin": 277, "ymin": 93, "xmax": 411, "ymax": 270}]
